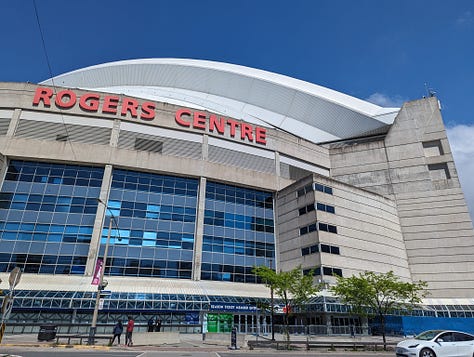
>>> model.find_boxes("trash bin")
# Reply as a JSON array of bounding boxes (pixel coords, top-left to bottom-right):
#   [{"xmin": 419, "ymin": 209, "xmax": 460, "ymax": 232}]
[{"xmin": 37, "ymin": 324, "xmax": 57, "ymax": 341}]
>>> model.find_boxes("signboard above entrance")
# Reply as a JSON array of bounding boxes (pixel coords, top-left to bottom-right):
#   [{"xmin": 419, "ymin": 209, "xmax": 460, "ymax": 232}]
[{"xmin": 32, "ymin": 87, "xmax": 267, "ymax": 146}]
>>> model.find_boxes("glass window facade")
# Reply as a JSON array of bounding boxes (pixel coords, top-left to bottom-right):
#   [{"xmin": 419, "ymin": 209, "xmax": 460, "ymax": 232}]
[
  {"xmin": 104, "ymin": 169, "xmax": 198, "ymax": 279},
  {"xmin": 202, "ymin": 181, "xmax": 275, "ymax": 283},
  {"xmin": 0, "ymin": 160, "xmax": 104, "ymax": 275}
]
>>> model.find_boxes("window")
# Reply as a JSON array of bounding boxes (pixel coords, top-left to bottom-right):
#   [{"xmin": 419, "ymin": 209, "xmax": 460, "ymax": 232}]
[
  {"xmin": 428, "ymin": 162, "xmax": 451, "ymax": 180},
  {"xmin": 316, "ymin": 202, "xmax": 335, "ymax": 214},
  {"xmin": 314, "ymin": 183, "xmax": 333, "ymax": 195},
  {"xmin": 302, "ymin": 244, "xmax": 319, "ymax": 256},
  {"xmin": 300, "ymin": 222, "xmax": 337, "ymax": 236},
  {"xmin": 320, "ymin": 244, "xmax": 340, "ymax": 255},
  {"xmin": 202, "ymin": 181, "xmax": 275, "ymax": 283},
  {"xmin": 303, "ymin": 266, "xmax": 321, "ymax": 276},
  {"xmin": 319, "ymin": 222, "xmax": 338, "ymax": 234},
  {"xmin": 322, "ymin": 266, "xmax": 343, "ymax": 277},
  {"xmin": 297, "ymin": 183, "xmax": 313, "ymax": 197},
  {"xmin": 0, "ymin": 161, "xmax": 104, "ymax": 275},
  {"xmin": 422, "ymin": 140, "xmax": 444, "ymax": 157}
]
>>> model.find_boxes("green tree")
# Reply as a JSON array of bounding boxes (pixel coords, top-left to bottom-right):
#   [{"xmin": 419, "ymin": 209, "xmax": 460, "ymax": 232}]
[
  {"xmin": 330, "ymin": 271, "xmax": 428, "ymax": 350},
  {"xmin": 253, "ymin": 265, "xmax": 320, "ymax": 342}
]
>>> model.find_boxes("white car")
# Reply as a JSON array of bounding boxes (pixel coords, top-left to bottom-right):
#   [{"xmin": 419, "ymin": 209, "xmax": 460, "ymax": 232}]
[{"xmin": 395, "ymin": 330, "xmax": 474, "ymax": 357}]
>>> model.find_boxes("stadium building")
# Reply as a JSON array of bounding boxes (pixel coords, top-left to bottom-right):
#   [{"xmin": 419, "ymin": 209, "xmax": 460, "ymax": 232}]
[{"xmin": 1, "ymin": 58, "xmax": 474, "ymax": 335}]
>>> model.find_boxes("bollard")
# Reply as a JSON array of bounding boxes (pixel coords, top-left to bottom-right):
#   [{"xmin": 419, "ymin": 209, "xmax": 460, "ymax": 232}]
[{"xmin": 230, "ymin": 327, "xmax": 237, "ymax": 350}]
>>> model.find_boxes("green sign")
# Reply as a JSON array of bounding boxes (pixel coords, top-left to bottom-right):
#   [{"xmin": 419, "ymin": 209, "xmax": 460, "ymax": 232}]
[{"xmin": 207, "ymin": 313, "xmax": 233, "ymax": 333}]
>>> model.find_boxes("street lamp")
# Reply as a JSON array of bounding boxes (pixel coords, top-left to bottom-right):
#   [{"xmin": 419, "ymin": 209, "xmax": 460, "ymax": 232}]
[
  {"xmin": 269, "ymin": 259, "xmax": 275, "ymax": 341},
  {"xmin": 88, "ymin": 198, "xmax": 118, "ymax": 345}
]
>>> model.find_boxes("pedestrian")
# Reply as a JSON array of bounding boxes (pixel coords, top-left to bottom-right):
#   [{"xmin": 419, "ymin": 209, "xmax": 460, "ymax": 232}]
[
  {"xmin": 147, "ymin": 317, "xmax": 154, "ymax": 332},
  {"xmin": 111, "ymin": 320, "xmax": 123, "ymax": 346},
  {"xmin": 125, "ymin": 316, "xmax": 135, "ymax": 346},
  {"xmin": 155, "ymin": 318, "xmax": 162, "ymax": 332}
]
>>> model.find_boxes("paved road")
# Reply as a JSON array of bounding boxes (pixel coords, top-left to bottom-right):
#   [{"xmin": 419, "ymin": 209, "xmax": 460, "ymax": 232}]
[{"xmin": 0, "ymin": 349, "xmax": 394, "ymax": 357}]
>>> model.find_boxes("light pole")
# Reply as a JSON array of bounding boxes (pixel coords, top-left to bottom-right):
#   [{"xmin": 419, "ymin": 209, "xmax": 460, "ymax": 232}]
[
  {"xmin": 88, "ymin": 198, "xmax": 116, "ymax": 345},
  {"xmin": 269, "ymin": 259, "xmax": 275, "ymax": 341}
]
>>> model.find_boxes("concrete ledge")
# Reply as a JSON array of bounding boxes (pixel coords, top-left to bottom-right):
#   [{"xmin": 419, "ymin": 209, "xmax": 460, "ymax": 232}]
[{"xmin": 131, "ymin": 331, "xmax": 180, "ymax": 346}]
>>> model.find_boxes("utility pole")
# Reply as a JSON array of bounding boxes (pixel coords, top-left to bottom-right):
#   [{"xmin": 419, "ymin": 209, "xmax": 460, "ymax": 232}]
[
  {"xmin": 269, "ymin": 259, "xmax": 275, "ymax": 341},
  {"xmin": 0, "ymin": 267, "xmax": 22, "ymax": 344}
]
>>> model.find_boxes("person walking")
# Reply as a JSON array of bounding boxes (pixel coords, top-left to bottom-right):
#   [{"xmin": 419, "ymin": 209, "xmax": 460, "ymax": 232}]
[
  {"xmin": 111, "ymin": 320, "xmax": 123, "ymax": 346},
  {"xmin": 155, "ymin": 318, "xmax": 162, "ymax": 332},
  {"xmin": 147, "ymin": 317, "xmax": 155, "ymax": 332},
  {"xmin": 125, "ymin": 316, "xmax": 135, "ymax": 346}
]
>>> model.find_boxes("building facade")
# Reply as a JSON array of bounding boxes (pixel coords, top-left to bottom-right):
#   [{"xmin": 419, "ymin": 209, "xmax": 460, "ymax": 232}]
[{"xmin": 0, "ymin": 59, "xmax": 473, "ymax": 334}]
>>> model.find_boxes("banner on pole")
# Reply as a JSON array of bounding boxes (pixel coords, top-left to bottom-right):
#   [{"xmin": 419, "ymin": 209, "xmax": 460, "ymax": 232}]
[{"xmin": 91, "ymin": 258, "xmax": 103, "ymax": 286}]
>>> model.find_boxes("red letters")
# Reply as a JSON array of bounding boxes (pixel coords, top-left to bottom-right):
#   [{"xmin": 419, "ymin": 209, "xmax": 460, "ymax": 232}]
[
  {"xmin": 240, "ymin": 123, "xmax": 254, "ymax": 141},
  {"xmin": 175, "ymin": 108, "xmax": 267, "ymax": 145},
  {"xmin": 255, "ymin": 127, "xmax": 267, "ymax": 145},
  {"xmin": 79, "ymin": 93, "xmax": 100, "ymax": 111},
  {"xmin": 31, "ymin": 87, "xmax": 267, "ymax": 145},
  {"xmin": 55, "ymin": 90, "xmax": 77, "ymax": 109},
  {"xmin": 140, "ymin": 102, "xmax": 155, "ymax": 120},
  {"xmin": 209, "ymin": 115, "xmax": 225, "ymax": 134},
  {"xmin": 121, "ymin": 98, "xmax": 138, "ymax": 118},
  {"xmin": 175, "ymin": 109, "xmax": 192, "ymax": 127},
  {"xmin": 32, "ymin": 87, "xmax": 53, "ymax": 107},
  {"xmin": 102, "ymin": 96, "xmax": 119, "ymax": 114},
  {"xmin": 32, "ymin": 87, "xmax": 156, "ymax": 120},
  {"xmin": 227, "ymin": 119, "xmax": 239, "ymax": 138},
  {"xmin": 193, "ymin": 112, "xmax": 207, "ymax": 130}
]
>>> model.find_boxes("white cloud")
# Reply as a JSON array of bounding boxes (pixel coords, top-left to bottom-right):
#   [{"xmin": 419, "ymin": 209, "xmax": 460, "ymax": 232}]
[
  {"xmin": 365, "ymin": 93, "xmax": 406, "ymax": 107},
  {"xmin": 446, "ymin": 124, "xmax": 474, "ymax": 224},
  {"xmin": 456, "ymin": 10, "xmax": 473, "ymax": 27}
]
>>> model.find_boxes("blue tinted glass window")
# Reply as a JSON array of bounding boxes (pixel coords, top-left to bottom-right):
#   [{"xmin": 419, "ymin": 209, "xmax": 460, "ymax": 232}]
[
  {"xmin": 201, "ymin": 181, "xmax": 275, "ymax": 283},
  {"xmin": 102, "ymin": 169, "xmax": 198, "ymax": 279},
  {"xmin": 0, "ymin": 161, "xmax": 104, "ymax": 275}
]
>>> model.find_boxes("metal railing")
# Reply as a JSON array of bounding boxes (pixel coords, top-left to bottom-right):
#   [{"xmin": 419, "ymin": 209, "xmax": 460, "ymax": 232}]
[{"xmin": 5, "ymin": 322, "xmax": 202, "ymax": 335}]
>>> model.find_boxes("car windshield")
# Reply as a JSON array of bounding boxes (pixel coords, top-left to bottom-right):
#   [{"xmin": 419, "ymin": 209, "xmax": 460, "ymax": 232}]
[{"xmin": 415, "ymin": 330, "xmax": 443, "ymax": 340}]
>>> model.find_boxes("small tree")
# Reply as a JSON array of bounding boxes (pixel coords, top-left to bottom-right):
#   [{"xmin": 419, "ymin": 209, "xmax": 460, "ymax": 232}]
[
  {"xmin": 330, "ymin": 271, "xmax": 428, "ymax": 350},
  {"xmin": 253, "ymin": 265, "xmax": 320, "ymax": 342}
]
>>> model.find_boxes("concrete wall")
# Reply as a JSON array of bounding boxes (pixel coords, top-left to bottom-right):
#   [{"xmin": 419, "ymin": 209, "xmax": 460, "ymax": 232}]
[
  {"xmin": 276, "ymin": 173, "xmax": 411, "ymax": 285},
  {"xmin": 329, "ymin": 97, "xmax": 474, "ymax": 298},
  {"xmin": 0, "ymin": 82, "xmax": 330, "ymax": 192}
]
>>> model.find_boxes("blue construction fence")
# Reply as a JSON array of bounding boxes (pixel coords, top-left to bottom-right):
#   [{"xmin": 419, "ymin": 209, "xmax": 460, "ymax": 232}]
[{"xmin": 370, "ymin": 316, "xmax": 474, "ymax": 336}]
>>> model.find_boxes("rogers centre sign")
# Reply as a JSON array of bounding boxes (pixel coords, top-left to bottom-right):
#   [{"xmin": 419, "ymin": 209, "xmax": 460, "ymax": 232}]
[{"xmin": 32, "ymin": 87, "xmax": 267, "ymax": 145}]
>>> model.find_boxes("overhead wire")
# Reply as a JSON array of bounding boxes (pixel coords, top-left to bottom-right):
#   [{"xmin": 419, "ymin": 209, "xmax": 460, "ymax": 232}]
[{"xmin": 33, "ymin": 0, "xmax": 78, "ymax": 161}]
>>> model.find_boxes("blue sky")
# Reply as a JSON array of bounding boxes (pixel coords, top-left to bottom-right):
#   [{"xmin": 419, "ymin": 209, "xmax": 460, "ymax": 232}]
[{"xmin": 1, "ymin": 0, "xmax": 474, "ymax": 221}]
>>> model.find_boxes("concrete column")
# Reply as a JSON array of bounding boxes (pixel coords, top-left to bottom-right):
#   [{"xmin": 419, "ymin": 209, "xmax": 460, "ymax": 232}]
[
  {"xmin": 0, "ymin": 153, "xmax": 8, "ymax": 186},
  {"xmin": 192, "ymin": 176, "xmax": 207, "ymax": 280},
  {"xmin": 361, "ymin": 316, "xmax": 369, "ymax": 335},
  {"xmin": 202, "ymin": 135, "xmax": 208, "ymax": 160},
  {"xmin": 110, "ymin": 119, "xmax": 121, "ymax": 148},
  {"xmin": 323, "ymin": 313, "xmax": 332, "ymax": 335},
  {"xmin": 274, "ymin": 151, "xmax": 281, "ymax": 176},
  {"xmin": 6, "ymin": 108, "xmax": 21, "ymax": 137},
  {"xmin": 85, "ymin": 164, "xmax": 113, "ymax": 276}
]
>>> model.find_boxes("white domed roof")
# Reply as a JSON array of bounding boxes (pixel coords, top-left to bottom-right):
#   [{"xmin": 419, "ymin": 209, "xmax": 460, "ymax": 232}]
[{"xmin": 41, "ymin": 58, "xmax": 399, "ymax": 144}]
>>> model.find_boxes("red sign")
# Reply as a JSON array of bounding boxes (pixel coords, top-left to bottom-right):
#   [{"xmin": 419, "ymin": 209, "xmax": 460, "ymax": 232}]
[
  {"xmin": 32, "ymin": 87, "xmax": 267, "ymax": 145},
  {"xmin": 175, "ymin": 109, "xmax": 266, "ymax": 145},
  {"xmin": 33, "ymin": 87, "xmax": 155, "ymax": 120},
  {"xmin": 91, "ymin": 258, "xmax": 103, "ymax": 286}
]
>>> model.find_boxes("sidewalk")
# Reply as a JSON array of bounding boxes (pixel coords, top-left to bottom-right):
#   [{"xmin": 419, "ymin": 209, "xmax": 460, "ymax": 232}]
[{"xmin": 0, "ymin": 332, "xmax": 403, "ymax": 352}]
